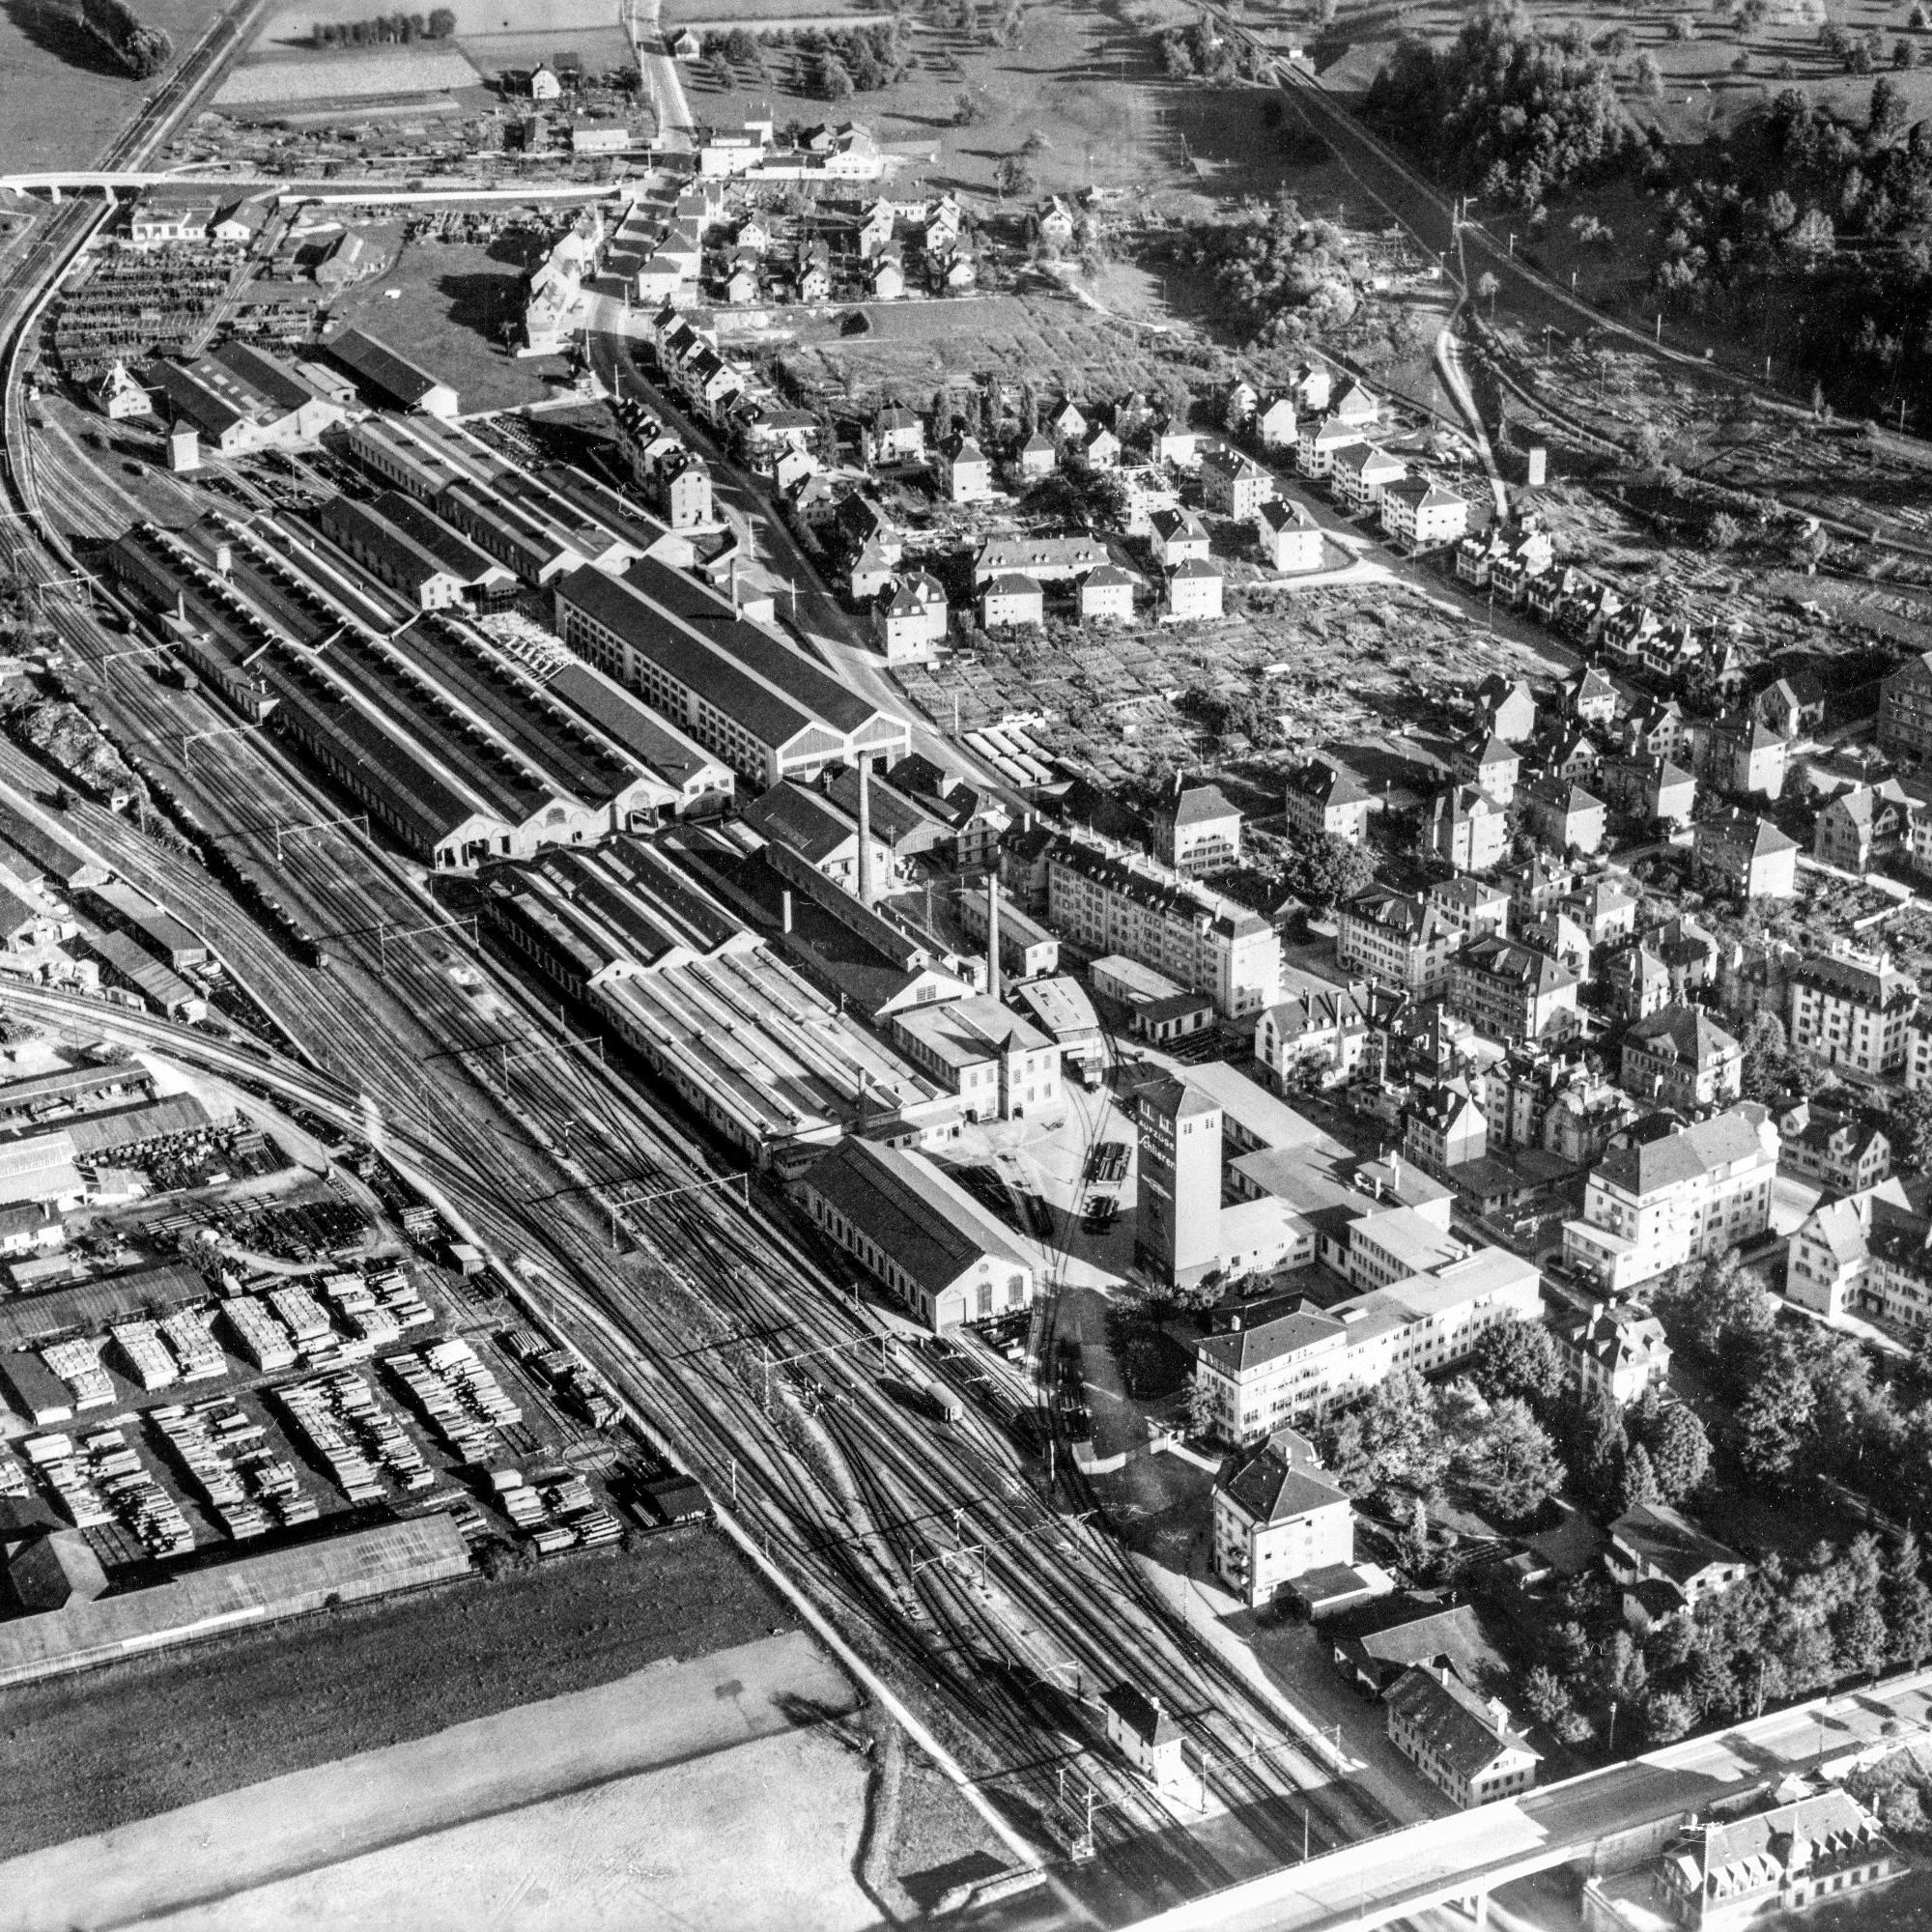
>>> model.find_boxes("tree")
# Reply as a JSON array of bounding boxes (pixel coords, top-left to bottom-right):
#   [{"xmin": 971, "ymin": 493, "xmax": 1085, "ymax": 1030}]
[
  {"xmin": 1289, "ymin": 833, "xmax": 1374, "ymax": 911},
  {"xmin": 1615, "ymin": 1441, "xmax": 1662, "ymax": 1518},
  {"xmin": 1469, "ymin": 1317, "xmax": 1566, "ymax": 1414},
  {"xmin": 995, "ymin": 155, "xmax": 1037, "ymax": 200},
  {"xmin": 1573, "ymin": 1391, "xmax": 1629, "ymax": 1515},
  {"xmin": 1870, "ymin": 73, "xmax": 1907, "ymax": 142},
  {"xmin": 953, "ymin": 88, "xmax": 987, "ymax": 126},
  {"xmin": 1184, "ymin": 1371, "xmax": 1219, "ymax": 1439},
  {"xmin": 820, "ymin": 55, "xmax": 854, "ymax": 99},
  {"xmin": 1521, "ymin": 1663, "xmax": 1579, "ymax": 1735},
  {"xmin": 1475, "ymin": 270, "xmax": 1499, "ymax": 317},
  {"xmin": 1885, "ymin": 1534, "xmax": 1932, "ymax": 1668},
  {"xmin": 1471, "ymin": 1398, "xmax": 1566, "ymax": 1519},
  {"xmin": 1635, "ymin": 51, "xmax": 1664, "ymax": 97},
  {"xmin": 426, "ymin": 5, "xmax": 455, "ymax": 32},
  {"xmin": 1636, "ymin": 1402, "xmax": 1711, "ymax": 1502},
  {"xmin": 1601, "ymin": 1631, "xmax": 1649, "ymax": 1751},
  {"xmin": 1736, "ymin": 1010, "xmax": 1791, "ymax": 1101},
  {"xmin": 1736, "ymin": 1349, "xmax": 1816, "ymax": 1487},
  {"xmin": 1643, "ymin": 1689, "xmax": 1696, "ymax": 1746},
  {"xmin": 1706, "ymin": 510, "xmax": 1744, "ymax": 551},
  {"xmin": 1396, "ymin": 1494, "xmax": 1431, "ymax": 1577},
  {"xmin": 122, "ymin": 21, "xmax": 174, "ymax": 75},
  {"xmin": 1323, "ymin": 1368, "xmax": 1447, "ymax": 1501}
]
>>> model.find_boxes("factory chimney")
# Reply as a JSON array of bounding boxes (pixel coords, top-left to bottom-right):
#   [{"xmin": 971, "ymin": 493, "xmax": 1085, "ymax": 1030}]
[
  {"xmin": 984, "ymin": 871, "xmax": 1001, "ymax": 1004},
  {"xmin": 855, "ymin": 760, "xmax": 875, "ymax": 907}
]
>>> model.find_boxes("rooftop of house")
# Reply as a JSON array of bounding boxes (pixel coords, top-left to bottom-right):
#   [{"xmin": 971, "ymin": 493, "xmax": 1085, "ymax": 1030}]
[
  {"xmin": 1609, "ymin": 1501, "xmax": 1746, "ymax": 1583},
  {"xmin": 1385, "ymin": 1662, "xmax": 1538, "ymax": 1777}
]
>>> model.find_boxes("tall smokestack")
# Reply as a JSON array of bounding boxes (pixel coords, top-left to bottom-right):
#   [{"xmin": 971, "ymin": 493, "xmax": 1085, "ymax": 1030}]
[
  {"xmin": 855, "ymin": 761, "xmax": 875, "ymax": 907},
  {"xmin": 985, "ymin": 871, "xmax": 1001, "ymax": 1003},
  {"xmin": 781, "ymin": 888, "xmax": 793, "ymax": 933}
]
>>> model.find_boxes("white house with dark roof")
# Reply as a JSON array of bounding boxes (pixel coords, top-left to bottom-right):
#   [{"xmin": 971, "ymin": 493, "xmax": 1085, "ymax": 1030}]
[
  {"xmin": 1101, "ymin": 1682, "xmax": 1185, "ymax": 1791},
  {"xmin": 1384, "ymin": 1663, "xmax": 1539, "ymax": 1809},
  {"xmin": 1285, "ymin": 758, "xmax": 1376, "ymax": 845},
  {"xmin": 1151, "ymin": 780, "xmax": 1241, "ymax": 878},
  {"xmin": 1622, "ymin": 1004, "xmax": 1743, "ymax": 1109},
  {"xmin": 875, "ymin": 571, "xmax": 948, "ymax": 663},
  {"xmin": 980, "ymin": 572, "xmax": 1043, "ymax": 630},
  {"xmin": 1149, "ymin": 507, "xmax": 1211, "ymax": 568},
  {"xmin": 1078, "ymin": 563, "xmax": 1136, "ymax": 622},
  {"xmin": 1164, "ymin": 556, "xmax": 1224, "ymax": 622},
  {"xmin": 1201, "ymin": 449, "xmax": 1274, "ymax": 519},
  {"xmin": 1257, "ymin": 497, "xmax": 1324, "ymax": 572},
  {"xmin": 1211, "ymin": 1428, "xmax": 1353, "ymax": 1607},
  {"xmin": 1554, "ymin": 1301, "xmax": 1672, "ymax": 1406},
  {"xmin": 796, "ymin": 1137, "xmax": 1035, "ymax": 1331},
  {"xmin": 1379, "ymin": 475, "xmax": 1469, "ymax": 549},
  {"xmin": 1607, "ymin": 1500, "xmax": 1749, "ymax": 1626}
]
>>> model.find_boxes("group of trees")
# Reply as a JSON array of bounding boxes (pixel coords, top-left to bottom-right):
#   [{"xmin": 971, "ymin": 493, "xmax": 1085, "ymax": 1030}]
[
  {"xmin": 801, "ymin": 21, "xmax": 918, "ymax": 99},
  {"xmin": 1519, "ymin": 1530, "xmax": 1932, "ymax": 1750},
  {"xmin": 78, "ymin": 0, "xmax": 172, "ymax": 76},
  {"xmin": 1155, "ymin": 19, "xmax": 1270, "ymax": 84},
  {"xmin": 310, "ymin": 9, "xmax": 454, "ymax": 48},
  {"xmin": 1163, "ymin": 194, "xmax": 1361, "ymax": 345},
  {"xmin": 1362, "ymin": 9, "xmax": 1641, "ymax": 209}
]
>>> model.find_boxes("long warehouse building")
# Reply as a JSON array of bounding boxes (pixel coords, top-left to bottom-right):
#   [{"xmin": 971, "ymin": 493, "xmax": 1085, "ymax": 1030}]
[
  {"xmin": 553, "ymin": 556, "xmax": 912, "ymax": 786},
  {"xmin": 104, "ymin": 523, "xmax": 731, "ymax": 866},
  {"xmin": 481, "ymin": 833, "xmax": 952, "ymax": 1163}
]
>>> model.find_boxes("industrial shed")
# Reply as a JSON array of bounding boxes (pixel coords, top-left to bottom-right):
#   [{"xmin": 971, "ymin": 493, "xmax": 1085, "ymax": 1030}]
[{"xmin": 0, "ymin": 1515, "xmax": 472, "ymax": 1688}]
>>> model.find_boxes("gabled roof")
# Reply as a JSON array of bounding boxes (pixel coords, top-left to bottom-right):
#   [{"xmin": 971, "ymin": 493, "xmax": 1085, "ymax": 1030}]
[
  {"xmin": 1219, "ymin": 1435, "xmax": 1350, "ymax": 1525},
  {"xmin": 1625, "ymin": 1004, "xmax": 1740, "ymax": 1069},
  {"xmin": 1165, "ymin": 781, "xmax": 1238, "ymax": 828},
  {"xmin": 1595, "ymin": 1106, "xmax": 1770, "ymax": 1196},
  {"xmin": 1610, "ymin": 1501, "xmax": 1745, "ymax": 1584},
  {"xmin": 1102, "ymin": 1681, "xmax": 1180, "ymax": 1747},
  {"xmin": 1385, "ymin": 1664, "xmax": 1537, "ymax": 1778}
]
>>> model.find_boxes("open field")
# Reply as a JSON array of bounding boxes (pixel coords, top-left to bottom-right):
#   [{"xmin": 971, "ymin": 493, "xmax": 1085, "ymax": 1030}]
[
  {"xmin": 0, "ymin": 1630, "xmax": 874, "ymax": 1932},
  {"xmin": 456, "ymin": 26, "xmax": 636, "ymax": 73},
  {"xmin": 214, "ymin": 43, "xmax": 480, "ymax": 102},
  {"xmin": 0, "ymin": 1525, "xmax": 788, "ymax": 1863},
  {"xmin": 0, "ymin": 0, "xmax": 225, "ymax": 174},
  {"xmin": 325, "ymin": 235, "xmax": 569, "ymax": 413}
]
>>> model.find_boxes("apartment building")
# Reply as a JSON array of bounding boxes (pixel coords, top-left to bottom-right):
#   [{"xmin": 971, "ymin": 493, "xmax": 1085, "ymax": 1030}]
[
  {"xmin": 1693, "ymin": 809, "xmax": 1799, "ymax": 899},
  {"xmin": 1787, "ymin": 951, "xmax": 1916, "ymax": 1075},
  {"xmin": 1426, "ymin": 785, "xmax": 1507, "ymax": 873},
  {"xmin": 1253, "ymin": 982, "xmax": 1402, "ymax": 1091},
  {"xmin": 1045, "ymin": 838, "xmax": 1280, "ymax": 1017},
  {"xmin": 1285, "ymin": 759, "xmax": 1376, "ymax": 845},
  {"xmin": 1620, "ymin": 1005, "xmax": 1743, "ymax": 1110},
  {"xmin": 1448, "ymin": 936, "xmax": 1580, "ymax": 1044},
  {"xmin": 1385, "ymin": 1665, "xmax": 1539, "ymax": 1811},
  {"xmin": 1553, "ymin": 1301, "xmax": 1672, "ymax": 1406},
  {"xmin": 1192, "ymin": 1245, "xmax": 1542, "ymax": 1446},
  {"xmin": 1151, "ymin": 781, "xmax": 1242, "ymax": 878},
  {"xmin": 1879, "ymin": 647, "xmax": 1932, "ymax": 764},
  {"xmin": 1336, "ymin": 889, "xmax": 1461, "ymax": 996},
  {"xmin": 1562, "ymin": 1106, "xmax": 1779, "ymax": 1293},
  {"xmin": 1210, "ymin": 1428, "xmax": 1353, "ymax": 1608},
  {"xmin": 1788, "ymin": 1177, "xmax": 1932, "ymax": 1332}
]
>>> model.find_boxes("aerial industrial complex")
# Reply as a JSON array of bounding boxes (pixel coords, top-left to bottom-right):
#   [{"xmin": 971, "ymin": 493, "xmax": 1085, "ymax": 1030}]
[{"xmin": 7, "ymin": 1, "xmax": 1932, "ymax": 1925}]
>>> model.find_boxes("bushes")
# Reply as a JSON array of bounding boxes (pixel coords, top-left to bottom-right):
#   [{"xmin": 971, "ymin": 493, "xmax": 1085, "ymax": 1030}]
[{"xmin": 1166, "ymin": 195, "xmax": 1364, "ymax": 343}]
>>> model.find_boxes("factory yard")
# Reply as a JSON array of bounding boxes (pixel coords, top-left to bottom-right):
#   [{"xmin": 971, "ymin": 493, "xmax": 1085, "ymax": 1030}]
[{"xmin": 0, "ymin": 1627, "xmax": 877, "ymax": 1932}]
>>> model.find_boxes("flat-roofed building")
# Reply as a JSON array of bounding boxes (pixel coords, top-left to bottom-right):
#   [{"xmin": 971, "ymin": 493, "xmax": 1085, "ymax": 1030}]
[
  {"xmin": 1192, "ymin": 1244, "xmax": 1542, "ymax": 1445},
  {"xmin": 796, "ymin": 1138, "xmax": 1035, "ymax": 1329},
  {"xmin": 554, "ymin": 557, "xmax": 911, "ymax": 788}
]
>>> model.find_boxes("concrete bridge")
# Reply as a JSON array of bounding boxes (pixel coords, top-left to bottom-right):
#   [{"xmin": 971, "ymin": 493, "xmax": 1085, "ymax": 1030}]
[{"xmin": 1123, "ymin": 1665, "xmax": 1932, "ymax": 1932}]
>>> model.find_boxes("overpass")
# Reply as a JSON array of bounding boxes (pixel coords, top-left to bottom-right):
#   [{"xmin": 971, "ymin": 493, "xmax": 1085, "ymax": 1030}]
[{"xmin": 1124, "ymin": 1664, "xmax": 1932, "ymax": 1932}]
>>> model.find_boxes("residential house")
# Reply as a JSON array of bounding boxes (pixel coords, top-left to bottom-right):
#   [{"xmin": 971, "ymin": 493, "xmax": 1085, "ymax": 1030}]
[
  {"xmin": 1254, "ymin": 395, "xmax": 1298, "ymax": 451},
  {"xmin": 1452, "ymin": 732, "xmax": 1520, "ymax": 807},
  {"xmin": 1753, "ymin": 670, "xmax": 1827, "ymax": 739},
  {"xmin": 1047, "ymin": 398, "xmax": 1087, "ymax": 445},
  {"xmin": 1149, "ymin": 507, "xmax": 1211, "ymax": 567},
  {"xmin": 1211, "ymin": 1429, "xmax": 1353, "ymax": 1608},
  {"xmin": 1256, "ymin": 497, "xmax": 1324, "ymax": 573},
  {"xmin": 1598, "ymin": 753, "xmax": 1696, "ymax": 830},
  {"xmin": 875, "ymin": 572, "xmax": 949, "ymax": 663},
  {"xmin": 1286, "ymin": 759, "xmax": 1376, "ymax": 846},
  {"xmin": 869, "ymin": 404, "xmax": 925, "ymax": 464},
  {"xmin": 1622, "ymin": 1005, "xmax": 1742, "ymax": 1110},
  {"xmin": 1428, "ymin": 876, "xmax": 1511, "ymax": 941},
  {"xmin": 1788, "ymin": 950, "xmax": 1916, "ymax": 1074},
  {"xmin": 1036, "ymin": 196, "xmax": 1077, "ymax": 245},
  {"xmin": 1015, "ymin": 429, "xmax": 1056, "ymax": 479},
  {"xmin": 1329, "ymin": 378, "xmax": 1379, "ymax": 427},
  {"xmin": 1520, "ymin": 780, "xmax": 1605, "ymax": 858},
  {"xmin": 1606, "ymin": 1501, "xmax": 1749, "ymax": 1626},
  {"xmin": 1699, "ymin": 710, "xmax": 1788, "ymax": 801},
  {"xmin": 90, "ymin": 361, "xmax": 151, "ymax": 421},
  {"xmin": 1330, "ymin": 1596, "xmax": 1489, "ymax": 1699},
  {"xmin": 1165, "ymin": 557, "xmax": 1224, "ymax": 623},
  {"xmin": 1562, "ymin": 1106, "xmax": 1779, "ymax": 1293},
  {"xmin": 1406, "ymin": 1083, "xmax": 1488, "ymax": 1179},
  {"xmin": 1385, "ymin": 1665, "xmax": 1540, "ymax": 1811},
  {"xmin": 1814, "ymin": 781, "xmax": 1914, "ymax": 874},
  {"xmin": 1337, "ymin": 889, "xmax": 1461, "ymax": 996},
  {"xmin": 1473, "ymin": 675, "xmax": 1538, "ymax": 746},
  {"xmin": 1555, "ymin": 1301, "xmax": 1672, "ymax": 1406},
  {"xmin": 1565, "ymin": 665, "xmax": 1619, "ymax": 727},
  {"xmin": 1290, "ymin": 362, "xmax": 1332, "ymax": 412},
  {"xmin": 1080, "ymin": 423, "xmax": 1122, "ymax": 470},
  {"xmin": 1151, "ymin": 780, "xmax": 1242, "ymax": 878},
  {"xmin": 1693, "ymin": 810, "xmax": 1799, "ymax": 899},
  {"xmin": 1449, "ymin": 936, "xmax": 1580, "ymax": 1043},
  {"xmin": 938, "ymin": 436, "xmax": 994, "ymax": 503},
  {"xmin": 1254, "ymin": 982, "xmax": 1401, "ymax": 1090},
  {"xmin": 1788, "ymin": 1176, "xmax": 1932, "ymax": 1331},
  {"xmin": 1297, "ymin": 417, "xmax": 1368, "ymax": 479},
  {"xmin": 1878, "ymin": 649, "xmax": 1932, "ymax": 764},
  {"xmin": 1547, "ymin": 730, "xmax": 1601, "ymax": 783},
  {"xmin": 980, "ymin": 572, "xmax": 1043, "ymax": 630},
  {"xmin": 1778, "ymin": 1101, "xmax": 1890, "ymax": 1193},
  {"xmin": 1426, "ymin": 784, "xmax": 1508, "ymax": 874},
  {"xmin": 1201, "ymin": 450, "xmax": 1274, "ymax": 519},
  {"xmin": 1331, "ymin": 441, "xmax": 1406, "ymax": 515},
  {"xmin": 1379, "ymin": 477, "xmax": 1468, "ymax": 549},
  {"xmin": 1078, "ymin": 564, "xmax": 1136, "ymax": 623}
]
